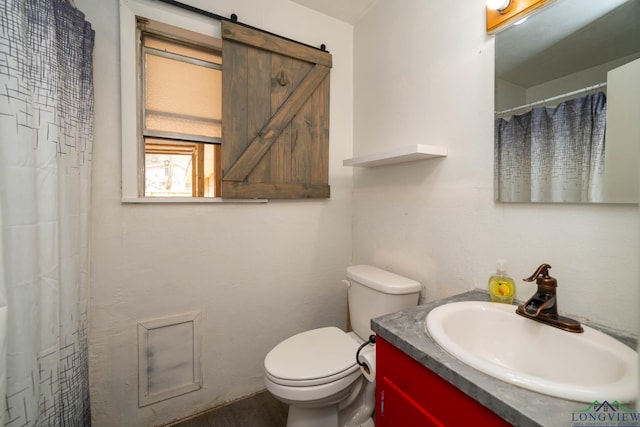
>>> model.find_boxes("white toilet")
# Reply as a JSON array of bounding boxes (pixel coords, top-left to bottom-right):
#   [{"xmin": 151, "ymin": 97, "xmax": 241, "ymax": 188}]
[{"xmin": 264, "ymin": 265, "xmax": 421, "ymax": 427}]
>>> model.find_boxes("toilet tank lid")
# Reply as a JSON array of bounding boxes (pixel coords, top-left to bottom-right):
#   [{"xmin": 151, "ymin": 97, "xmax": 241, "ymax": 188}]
[{"xmin": 346, "ymin": 265, "xmax": 421, "ymax": 295}]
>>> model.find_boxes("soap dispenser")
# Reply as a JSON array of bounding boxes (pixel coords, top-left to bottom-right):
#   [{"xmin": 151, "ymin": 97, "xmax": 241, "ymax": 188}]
[{"xmin": 488, "ymin": 259, "xmax": 515, "ymax": 304}]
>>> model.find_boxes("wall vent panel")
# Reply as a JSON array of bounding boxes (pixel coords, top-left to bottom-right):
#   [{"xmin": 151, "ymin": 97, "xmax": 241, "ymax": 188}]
[{"xmin": 138, "ymin": 311, "xmax": 202, "ymax": 407}]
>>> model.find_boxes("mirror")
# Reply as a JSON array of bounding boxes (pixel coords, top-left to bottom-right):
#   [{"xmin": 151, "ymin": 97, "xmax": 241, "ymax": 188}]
[{"xmin": 494, "ymin": 0, "xmax": 640, "ymax": 203}]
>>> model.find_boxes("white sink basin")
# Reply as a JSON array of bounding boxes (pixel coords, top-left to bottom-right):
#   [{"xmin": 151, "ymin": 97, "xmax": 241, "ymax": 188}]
[{"xmin": 425, "ymin": 301, "xmax": 638, "ymax": 402}]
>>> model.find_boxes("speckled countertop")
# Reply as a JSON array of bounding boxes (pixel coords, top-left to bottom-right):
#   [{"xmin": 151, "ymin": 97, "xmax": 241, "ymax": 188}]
[{"xmin": 371, "ymin": 290, "xmax": 638, "ymax": 427}]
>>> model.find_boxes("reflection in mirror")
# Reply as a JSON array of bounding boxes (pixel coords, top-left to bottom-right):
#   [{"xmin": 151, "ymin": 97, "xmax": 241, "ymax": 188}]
[{"xmin": 494, "ymin": 0, "xmax": 640, "ymax": 203}]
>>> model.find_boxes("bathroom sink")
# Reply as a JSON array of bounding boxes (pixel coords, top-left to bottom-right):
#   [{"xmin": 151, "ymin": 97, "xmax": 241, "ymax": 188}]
[{"xmin": 425, "ymin": 301, "xmax": 638, "ymax": 403}]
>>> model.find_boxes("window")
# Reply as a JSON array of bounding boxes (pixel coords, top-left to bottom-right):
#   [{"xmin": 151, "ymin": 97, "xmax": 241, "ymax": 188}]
[
  {"xmin": 140, "ymin": 25, "xmax": 222, "ymax": 197},
  {"xmin": 120, "ymin": 0, "xmax": 331, "ymax": 201}
]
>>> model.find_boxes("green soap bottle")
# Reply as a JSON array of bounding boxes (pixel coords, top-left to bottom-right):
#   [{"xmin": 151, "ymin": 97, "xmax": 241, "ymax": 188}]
[{"xmin": 488, "ymin": 259, "xmax": 515, "ymax": 304}]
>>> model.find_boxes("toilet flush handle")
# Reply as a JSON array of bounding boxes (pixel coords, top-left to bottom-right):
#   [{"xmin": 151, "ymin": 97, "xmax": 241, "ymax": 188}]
[{"xmin": 341, "ymin": 279, "xmax": 351, "ymax": 288}]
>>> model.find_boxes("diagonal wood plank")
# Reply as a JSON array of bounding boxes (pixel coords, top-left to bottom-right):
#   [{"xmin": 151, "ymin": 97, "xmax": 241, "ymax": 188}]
[{"xmin": 223, "ymin": 64, "xmax": 330, "ymax": 182}]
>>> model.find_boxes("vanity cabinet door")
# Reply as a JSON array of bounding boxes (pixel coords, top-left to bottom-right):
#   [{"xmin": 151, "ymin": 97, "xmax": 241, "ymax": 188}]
[
  {"xmin": 376, "ymin": 336, "xmax": 511, "ymax": 427},
  {"xmin": 379, "ymin": 375, "xmax": 443, "ymax": 426}
]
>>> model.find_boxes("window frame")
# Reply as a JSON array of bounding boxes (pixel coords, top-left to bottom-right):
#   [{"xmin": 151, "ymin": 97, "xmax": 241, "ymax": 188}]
[
  {"xmin": 140, "ymin": 31, "xmax": 222, "ymax": 197},
  {"xmin": 119, "ymin": 0, "xmax": 266, "ymax": 203}
]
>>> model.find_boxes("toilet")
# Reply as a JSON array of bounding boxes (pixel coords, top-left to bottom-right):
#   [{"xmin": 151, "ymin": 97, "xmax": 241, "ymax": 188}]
[{"xmin": 264, "ymin": 265, "xmax": 421, "ymax": 427}]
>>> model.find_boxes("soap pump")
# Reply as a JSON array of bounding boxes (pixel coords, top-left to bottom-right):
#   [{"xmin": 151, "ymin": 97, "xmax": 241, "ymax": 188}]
[{"xmin": 488, "ymin": 259, "xmax": 515, "ymax": 304}]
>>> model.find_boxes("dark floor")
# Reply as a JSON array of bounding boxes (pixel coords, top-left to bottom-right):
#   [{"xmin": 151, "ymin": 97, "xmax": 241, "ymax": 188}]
[{"xmin": 168, "ymin": 391, "xmax": 288, "ymax": 427}]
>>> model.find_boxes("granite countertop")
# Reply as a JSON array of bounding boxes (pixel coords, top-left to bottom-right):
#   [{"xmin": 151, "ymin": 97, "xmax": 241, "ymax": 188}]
[{"xmin": 371, "ymin": 290, "xmax": 638, "ymax": 427}]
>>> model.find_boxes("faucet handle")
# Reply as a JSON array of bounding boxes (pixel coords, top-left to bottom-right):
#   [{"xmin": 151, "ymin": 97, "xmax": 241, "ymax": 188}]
[{"xmin": 524, "ymin": 263, "xmax": 557, "ymax": 288}]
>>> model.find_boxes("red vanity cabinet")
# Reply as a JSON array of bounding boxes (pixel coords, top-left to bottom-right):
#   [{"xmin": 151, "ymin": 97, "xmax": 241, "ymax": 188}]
[{"xmin": 375, "ymin": 336, "xmax": 512, "ymax": 427}]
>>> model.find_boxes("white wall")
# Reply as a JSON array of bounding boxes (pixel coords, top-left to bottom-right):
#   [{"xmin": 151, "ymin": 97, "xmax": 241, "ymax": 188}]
[
  {"xmin": 526, "ymin": 54, "xmax": 640, "ymax": 104},
  {"xmin": 79, "ymin": 0, "xmax": 639, "ymax": 424},
  {"xmin": 78, "ymin": 0, "xmax": 354, "ymax": 425},
  {"xmin": 495, "ymin": 78, "xmax": 525, "ymax": 112},
  {"xmin": 353, "ymin": 0, "xmax": 638, "ymax": 334}
]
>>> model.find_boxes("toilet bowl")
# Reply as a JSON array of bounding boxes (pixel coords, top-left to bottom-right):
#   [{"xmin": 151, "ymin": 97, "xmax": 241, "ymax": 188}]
[
  {"xmin": 265, "ymin": 327, "xmax": 366, "ymax": 425},
  {"xmin": 264, "ymin": 328, "xmax": 374, "ymax": 427},
  {"xmin": 264, "ymin": 265, "xmax": 421, "ymax": 427}
]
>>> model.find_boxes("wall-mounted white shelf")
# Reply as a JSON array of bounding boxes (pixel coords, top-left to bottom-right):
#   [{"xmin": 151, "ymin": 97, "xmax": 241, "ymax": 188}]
[{"xmin": 343, "ymin": 144, "xmax": 447, "ymax": 167}]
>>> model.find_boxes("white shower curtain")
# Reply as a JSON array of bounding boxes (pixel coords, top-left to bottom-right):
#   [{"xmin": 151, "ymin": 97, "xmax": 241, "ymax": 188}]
[
  {"xmin": 0, "ymin": 0, "xmax": 94, "ymax": 425},
  {"xmin": 495, "ymin": 92, "xmax": 607, "ymax": 203}
]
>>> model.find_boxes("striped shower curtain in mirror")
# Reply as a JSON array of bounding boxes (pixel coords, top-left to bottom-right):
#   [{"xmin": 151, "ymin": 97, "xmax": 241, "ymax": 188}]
[
  {"xmin": 0, "ymin": 0, "xmax": 94, "ymax": 425},
  {"xmin": 495, "ymin": 92, "xmax": 607, "ymax": 203}
]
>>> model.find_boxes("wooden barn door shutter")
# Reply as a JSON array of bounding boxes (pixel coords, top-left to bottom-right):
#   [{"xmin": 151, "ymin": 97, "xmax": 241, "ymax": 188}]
[{"xmin": 221, "ymin": 21, "xmax": 332, "ymax": 199}]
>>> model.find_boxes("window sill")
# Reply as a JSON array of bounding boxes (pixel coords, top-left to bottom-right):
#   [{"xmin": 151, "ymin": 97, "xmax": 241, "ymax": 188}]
[{"xmin": 122, "ymin": 197, "xmax": 268, "ymax": 204}]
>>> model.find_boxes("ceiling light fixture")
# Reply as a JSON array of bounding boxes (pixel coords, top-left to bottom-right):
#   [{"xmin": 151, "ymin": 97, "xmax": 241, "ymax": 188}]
[{"xmin": 486, "ymin": 0, "xmax": 511, "ymax": 12}]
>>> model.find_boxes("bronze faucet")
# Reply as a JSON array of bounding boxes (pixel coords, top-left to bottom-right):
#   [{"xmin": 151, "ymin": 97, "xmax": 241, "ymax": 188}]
[{"xmin": 515, "ymin": 264, "xmax": 583, "ymax": 333}]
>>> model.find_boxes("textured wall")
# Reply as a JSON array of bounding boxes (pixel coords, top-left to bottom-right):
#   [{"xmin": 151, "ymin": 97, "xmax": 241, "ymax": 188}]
[
  {"xmin": 352, "ymin": 0, "xmax": 638, "ymax": 333},
  {"xmin": 79, "ymin": 0, "xmax": 639, "ymax": 424},
  {"xmin": 79, "ymin": 0, "xmax": 354, "ymax": 425}
]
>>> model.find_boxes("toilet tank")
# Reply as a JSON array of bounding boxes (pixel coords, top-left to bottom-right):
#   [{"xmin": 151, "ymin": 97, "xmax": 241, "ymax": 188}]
[{"xmin": 346, "ymin": 265, "xmax": 421, "ymax": 339}]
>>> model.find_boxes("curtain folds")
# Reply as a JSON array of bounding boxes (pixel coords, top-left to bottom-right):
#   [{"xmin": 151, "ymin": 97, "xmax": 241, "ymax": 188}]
[
  {"xmin": 495, "ymin": 92, "xmax": 607, "ymax": 203},
  {"xmin": 0, "ymin": 0, "xmax": 94, "ymax": 425}
]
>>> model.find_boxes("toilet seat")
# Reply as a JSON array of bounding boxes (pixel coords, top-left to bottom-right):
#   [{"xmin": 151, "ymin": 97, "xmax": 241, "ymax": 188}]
[{"xmin": 264, "ymin": 327, "xmax": 361, "ymax": 387}]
